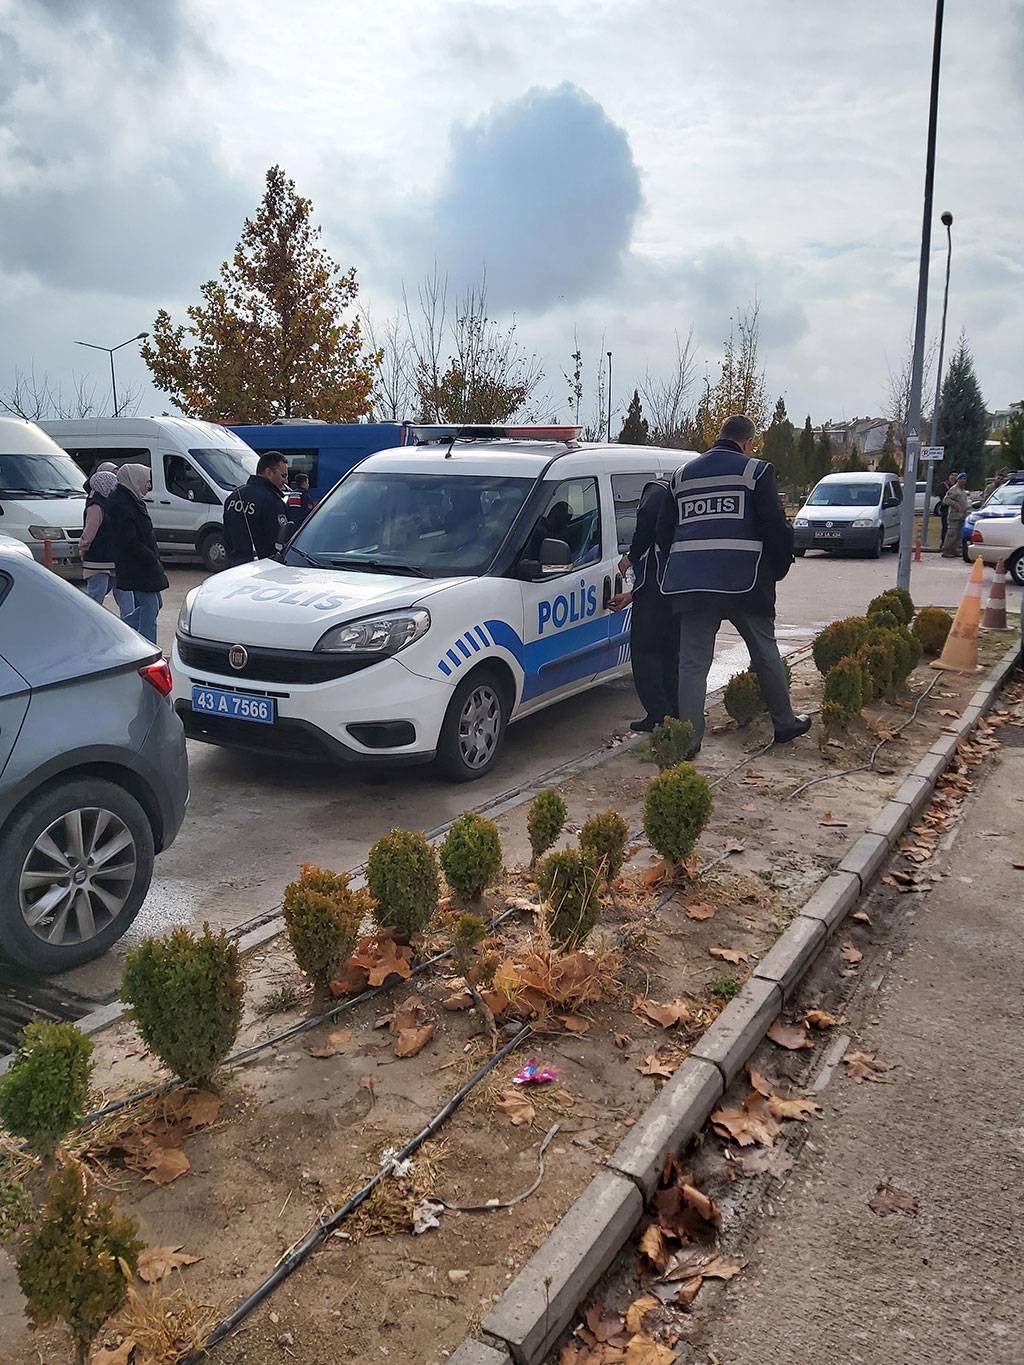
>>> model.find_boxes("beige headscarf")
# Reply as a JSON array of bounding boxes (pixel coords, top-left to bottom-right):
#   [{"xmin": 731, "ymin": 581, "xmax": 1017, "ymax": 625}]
[{"xmin": 116, "ymin": 463, "xmax": 151, "ymax": 502}]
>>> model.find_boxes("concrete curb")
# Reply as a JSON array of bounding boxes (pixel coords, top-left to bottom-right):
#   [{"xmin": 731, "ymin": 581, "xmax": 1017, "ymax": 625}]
[
  {"xmin": 458, "ymin": 642, "xmax": 1020, "ymax": 1365},
  {"xmin": 448, "ymin": 1340, "xmax": 512, "ymax": 1365}
]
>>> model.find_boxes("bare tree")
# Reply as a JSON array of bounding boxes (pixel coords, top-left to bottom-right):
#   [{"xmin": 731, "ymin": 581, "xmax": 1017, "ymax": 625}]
[
  {"xmin": 0, "ymin": 365, "xmax": 143, "ymax": 420},
  {"xmin": 640, "ymin": 326, "xmax": 697, "ymax": 447},
  {"xmin": 562, "ymin": 329, "xmax": 584, "ymax": 424},
  {"xmin": 361, "ymin": 307, "xmax": 415, "ymax": 421},
  {"xmin": 883, "ymin": 333, "xmax": 937, "ymax": 449}
]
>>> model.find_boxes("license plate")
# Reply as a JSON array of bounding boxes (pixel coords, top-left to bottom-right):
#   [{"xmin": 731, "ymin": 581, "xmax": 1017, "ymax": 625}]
[
  {"xmin": 814, "ymin": 531, "xmax": 842, "ymax": 539},
  {"xmin": 191, "ymin": 685, "xmax": 276, "ymax": 725}
]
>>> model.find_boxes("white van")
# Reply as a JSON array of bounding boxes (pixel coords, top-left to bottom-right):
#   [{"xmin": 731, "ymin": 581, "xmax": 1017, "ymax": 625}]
[
  {"xmin": 172, "ymin": 425, "xmax": 698, "ymax": 780},
  {"xmin": 792, "ymin": 471, "xmax": 904, "ymax": 558},
  {"xmin": 42, "ymin": 418, "xmax": 258, "ymax": 571},
  {"xmin": 0, "ymin": 417, "xmax": 88, "ymax": 566}
]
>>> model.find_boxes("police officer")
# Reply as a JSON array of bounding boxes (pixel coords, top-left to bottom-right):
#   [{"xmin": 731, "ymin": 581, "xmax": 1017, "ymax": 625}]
[
  {"xmin": 658, "ymin": 413, "xmax": 809, "ymax": 755},
  {"xmin": 614, "ymin": 479, "xmax": 679, "ymax": 732},
  {"xmin": 223, "ymin": 450, "xmax": 292, "ymax": 567}
]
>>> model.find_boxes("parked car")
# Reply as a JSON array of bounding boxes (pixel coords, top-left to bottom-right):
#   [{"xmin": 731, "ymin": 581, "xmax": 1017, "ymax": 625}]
[
  {"xmin": 966, "ymin": 479, "xmax": 1024, "ymax": 584},
  {"xmin": 42, "ymin": 417, "xmax": 258, "ymax": 571},
  {"xmin": 792, "ymin": 472, "xmax": 903, "ymax": 557},
  {"xmin": 0, "ymin": 417, "xmax": 87, "ymax": 569},
  {"xmin": 0, "ymin": 532, "xmax": 34, "ymax": 560},
  {"xmin": 914, "ymin": 480, "xmax": 943, "ymax": 515},
  {"xmin": 0, "ymin": 547, "xmax": 189, "ymax": 971}
]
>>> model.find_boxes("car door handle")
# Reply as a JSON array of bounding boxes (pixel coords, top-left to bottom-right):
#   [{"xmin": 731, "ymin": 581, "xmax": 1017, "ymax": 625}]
[
  {"xmin": 159, "ymin": 500, "xmax": 171, "ymax": 505},
  {"xmin": 615, "ymin": 572, "xmax": 623, "ymax": 595},
  {"xmin": 602, "ymin": 575, "xmax": 612, "ymax": 609}
]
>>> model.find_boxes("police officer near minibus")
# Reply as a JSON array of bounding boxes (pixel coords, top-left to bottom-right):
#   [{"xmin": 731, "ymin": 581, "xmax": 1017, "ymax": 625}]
[
  {"xmin": 611, "ymin": 478, "xmax": 679, "ymax": 732},
  {"xmin": 223, "ymin": 450, "xmax": 292, "ymax": 567},
  {"xmin": 657, "ymin": 414, "xmax": 810, "ymax": 756}
]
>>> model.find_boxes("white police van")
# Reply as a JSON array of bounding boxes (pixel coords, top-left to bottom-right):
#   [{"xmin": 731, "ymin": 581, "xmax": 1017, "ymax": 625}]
[{"xmin": 172, "ymin": 426, "xmax": 697, "ymax": 780}]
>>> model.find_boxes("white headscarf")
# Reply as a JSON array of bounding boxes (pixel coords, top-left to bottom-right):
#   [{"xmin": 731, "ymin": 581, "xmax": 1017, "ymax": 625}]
[
  {"xmin": 117, "ymin": 463, "xmax": 151, "ymax": 501},
  {"xmin": 89, "ymin": 469, "xmax": 118, "ymax": 498}
]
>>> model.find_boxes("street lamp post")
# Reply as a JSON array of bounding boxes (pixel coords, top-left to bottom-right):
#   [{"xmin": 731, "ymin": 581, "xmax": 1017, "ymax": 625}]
[
  {"xmin": 921, "ymin": 211, "xmax": 953, "ymax": 551},
  {"xmin": 896, "ymin": 0, "xmax": 945, "ymax": 593},
  {"xmin": 606, "ymin": 351, "xmax": 613, "ymax": 442},
  {"xmin": 74, "ymin": 332, "xmax": 148, "ymax": 417}
]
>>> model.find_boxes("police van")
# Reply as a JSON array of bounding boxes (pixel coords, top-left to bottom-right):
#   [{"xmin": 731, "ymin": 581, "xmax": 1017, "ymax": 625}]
[{"xmin": 172, "ymin": 426, "xmax": 697, "ymax": 780}]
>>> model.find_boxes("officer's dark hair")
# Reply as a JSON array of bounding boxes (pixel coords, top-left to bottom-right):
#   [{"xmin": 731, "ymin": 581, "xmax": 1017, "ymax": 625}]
[
  {"xmin": 718, "ymin": 414, "xmax": 757, "ymax": 445},
  {"xmin": 257, "ymin": 450, "xmax": 287, "ymax": 475}
]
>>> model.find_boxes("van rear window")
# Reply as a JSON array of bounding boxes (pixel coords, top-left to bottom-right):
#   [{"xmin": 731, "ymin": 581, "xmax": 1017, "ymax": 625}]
[{"xmin": 66, "ymin": 448, "xmax": 150, "ymax": 477}]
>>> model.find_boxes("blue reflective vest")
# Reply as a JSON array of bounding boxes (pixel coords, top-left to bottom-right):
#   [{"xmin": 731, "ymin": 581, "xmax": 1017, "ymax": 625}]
[{"xmin": 661, "ymin": 445, "xmax": 768, "ymax": 597}]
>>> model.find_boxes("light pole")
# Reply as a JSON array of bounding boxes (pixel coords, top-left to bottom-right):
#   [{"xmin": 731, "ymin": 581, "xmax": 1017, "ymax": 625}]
[
  {"xmin": 896, "ymin": 0, "xmax": 945, "ymax": 593},
  {"xmin": 74, "ymin": 332, "xmax": 148, "ymax": 417},
  {"xmin": 606, "ymin": 350, "xmax": 613, "ymax": 442},
  {"xmin": 921, "ymin": 211, "xmax": 953, "ymax": 550}
]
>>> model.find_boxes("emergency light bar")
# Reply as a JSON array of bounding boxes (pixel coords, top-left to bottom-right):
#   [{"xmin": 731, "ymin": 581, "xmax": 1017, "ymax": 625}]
[{"xmin": 409, "ymin": 423, "xmax": 582, "ymax": 445}]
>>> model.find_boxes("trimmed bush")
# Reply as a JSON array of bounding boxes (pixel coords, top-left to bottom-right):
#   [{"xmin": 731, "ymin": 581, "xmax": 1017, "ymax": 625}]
[
  {"xmin": 122, "ymin": 925, "xmax": 244, "ymax": 1087},
  {"xmin": 821, "ymin": 656, "xmax": 864, "ymax": 731},
  {"xmin": 440, "ymin": 812, "xmax": 503, "ymax": 903},
  {"xmin": 366, "ymin": 828, "xmax": 439, "ymax": 940},
  {"xmin": 526, "ymin": 788, "xmax": 567, "ymax": 868},
  {"xmin": 724, "ymin": 670, "xmax": 763, "ymax": 727},
  {"xmin": 643, "ymin": 762, "xmax": 713, "ymax": 865},
  {"xmin": 866, "ymin": 607, "xmax": 901, "ymax": 632},
  {"xmin": 649, "ymin": 717, "xmax": 696, "ymax": 770},
  {"xmin": 812, "ymin": 616, "xmax": 869, "ymax": 675},
  {"xmin": 0, "ymin": 1022, "xmax": 92, "ymax": 1159},
  {"xmin": 867, "ymin": 588, "xmax": 914, "ymax": 626},
  {"xmin": 856, "ymin": 637, "xmax": 896, "ymax": 702},
  {"xmin": 282, "ymin": 863, "xmax": 365, "ymax": 1000},
  {"xmin": 912, "ymin": 604, "xmax": 953, "ymax": 656},
  {"xmin": 538, "ymin": 848, "xmax": 601, "ymax": 948},
  {"xmin": 579, "ymin": 810, "xmax": 629, "ymax": 887},
  {"xmin": 18, "ymin": 1161, "xmax": 140, "ymax": 1365}
]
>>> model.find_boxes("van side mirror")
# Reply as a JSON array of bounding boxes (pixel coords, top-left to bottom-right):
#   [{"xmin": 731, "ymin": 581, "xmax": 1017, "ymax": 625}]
[{"xmin": 539, "ymin": 537, "xmax": 571, "ymax": 573}]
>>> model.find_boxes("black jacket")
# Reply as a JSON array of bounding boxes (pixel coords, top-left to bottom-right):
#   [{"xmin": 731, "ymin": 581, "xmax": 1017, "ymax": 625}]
[
  {"xmin": 627, "ymin": 480, "xmax": 672, "ymax": 598},
  {"xmin": 224, "ymin": 475, "xmax": 291, "ymax": 566},
  {"xmin": 81, "ymin": 491, "xmax": 116, "ymax": 570},
  {"xmin": 106, "ymin": 485, "xmax": 169, "ymax": 593}
]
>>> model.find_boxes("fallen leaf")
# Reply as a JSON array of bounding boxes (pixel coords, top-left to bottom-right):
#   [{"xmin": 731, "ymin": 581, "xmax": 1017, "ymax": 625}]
[
  {"xmin": 938, "ymin": 709, "xmax": 960, "ymax": 718},
  {"xmin": 839, "ymin": 942, "xmax": 863, "ymax": 964},
  {"xmin": 1012, "ymin": 862, "xmax": 1024, "ymax": 871},
  {"xmin": 308, "ymin": 1043, "xmax": 337, "ymax": 1059},
  {"xmin": 559, "ymin": 1013, "xmax": 591, "ymax": 1034},
  {"xmin": 734, "ymin": 1147, "xmax": 795, "ymax": 1179},
  {"xmin": 634, "ymin": 996, "xmax": 691, "ymax": 1029},
  {"xmin": 765, "ymin": 1094, "xmax": 823, "ymax": 1122},
  {"xmin": 624, "ymin": 1337, "xmax": 675, "ymax": 1365},
  {"xmin": 614, "ymin": 1033, "xmax": 631, "ymax": 1050},
  {"xmin": 493, "ymin": 958, "xmax": 523, "ymax": 994},
  {"xmin": 680, "ymin": 1182, "xmax": 720, "ymax": 1227},
  {"xmin": 802, "ymin": 1009, "xmax": 839, "ymax": 1030},
  {"xmin": 639, "ymin": 1222, "xmax": 671, "ymax": 1270},
  {"xmin": 350, "ymin": 934, "xmax": 413, "ymax": 987},
  {"xmin": 709, "ymin": 946, "xmax": 748, "ymax": 964},
  {"xmin": 844, "ymin": 1050, "xmax": 890, "ymax": 1083},
  {"xmin": 328, "ymin": 1029, "xmax": 352, "ymax": 1047},
  {"xmin": 711, "ymin": 1095, "xmax": 781, "ymax": 1148},
  {"xmin": 359, "ymin": 1075, "xmax": 376, "ymax": 1104},
  {"xmin": 163, "ymin": 1088, "xmax": 221, "ymax": 1131},
  {"xmin": 660, "ymin": 1247, "xmax": 711, "ymax": 1282},
  {"xmin": 329, "ymin": 963, "xmax": 369, "ymax": 996},
  {"xmin": 868, "ymin": 1182, "xmax": 919, "ymax": 1217},
  {"xmin": 818, "ymin": 812, "xmax": 849, "ymax": 828},
  {"xmin": 685, "ymin": 902, "xmax": 716, "ymax": 921},
  {"xmin": 747, "ymin": 1065, "xmax": 774, "ymax": 1096},
  {"xmin": 851, "ymin": 910, "xmax": 871, "ymax": 924},
  {"xmin": 442, "ymin": 990, "xmax": 472, "ymax": 1011},
  {"xmin": 394, "ymin": 1023, "xmax": 435, "ymax": 1058},
  {"xmin": 641, "ymin": 858, "xmax": 674, "ymax": 886},
  {"xmin": 624, "ymin": 1294, "xmax": 660, "ymax": 1335},
  {"xmin": 141, "ymin": 1147, "xmax": 190, "ymax": 1186},
  {"xmin": 583, "ymin": 1302, "xmax": 624, "ymax": 1344},
  {"xmin": 673, "ymin": 1276, "xmax": 703, "ymax": 1307},
  {"xmin": 495, "ymin": 1090, "xmax": 536, "ymax": 1126},
  {"xmin": 137, "ymin": 1245, "xmax": 201, "ymax": 1284},
  {"xmin": 639, "ymin": 1055, "xmax": 676, "ymax": 1079},
  {"xmin": 91, "ymin": 1342, "xmax": 136, "ymax": 1365},
  {"xmin": 700, "ymin": 1255, "xmax": 746, "ymax": 1280},
  {"xmin": 767, "ymin": 1019, "xmax": 812, "ymax": 1051}
]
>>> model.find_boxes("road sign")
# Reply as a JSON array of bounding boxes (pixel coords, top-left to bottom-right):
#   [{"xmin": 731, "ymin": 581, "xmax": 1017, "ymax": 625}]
[{"xmin": 920, "ymin": 445, "xmax": 944, "ymax": 461}]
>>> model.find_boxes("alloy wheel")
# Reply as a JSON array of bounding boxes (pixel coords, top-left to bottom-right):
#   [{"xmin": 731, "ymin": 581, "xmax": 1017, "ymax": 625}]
[
  {"xmin": 457, "ymin": 684, "xmax": 502, "ymax": 769},
  {"xmin": 18, "ymin": 807, "xmax": 138, "ymax": 947}
]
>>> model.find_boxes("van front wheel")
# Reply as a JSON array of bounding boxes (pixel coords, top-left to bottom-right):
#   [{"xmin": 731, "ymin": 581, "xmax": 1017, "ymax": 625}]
[
  {"xmin": 436, "ymin": 670, "xmax": 509, "ymax": 782},
  {"xmin": 199, "ymin": 529, "xmax": 227, "ymax": 572}
]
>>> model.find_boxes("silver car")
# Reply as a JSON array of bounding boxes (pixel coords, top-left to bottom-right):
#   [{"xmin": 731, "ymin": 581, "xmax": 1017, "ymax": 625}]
[{"xmin": 0, "ymin": 549, "xmax": 189, "ymax": 972}]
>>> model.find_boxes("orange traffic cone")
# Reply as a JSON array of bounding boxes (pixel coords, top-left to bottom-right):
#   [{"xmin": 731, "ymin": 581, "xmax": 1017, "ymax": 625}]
[
  {"xmin": 982, "ymin": 559, "xmax": 1008, "ymax": 630},
  {"xmin": 931, "ymin": 556, "xmax": 985, "ymax": 672}
]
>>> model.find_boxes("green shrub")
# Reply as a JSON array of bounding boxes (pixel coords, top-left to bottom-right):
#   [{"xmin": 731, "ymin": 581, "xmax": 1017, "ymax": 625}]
[
  {"xmin": 821, "ymin": 656, "xmax": 864, "ymax": 731},
  {"xmin": 649, "ymin": 717, "xmax": 696, "ymax": 770},
  {"xmin": 707, "ymin": 974, "xmax": 744, "ymax": 1002},
  {"xmin": 527, "ymin": 789, "xmax": 567, "ymax": 868},
  {"xmin": 856, "ymin": 637, "xmax": 896, "ymax": 702},
  {"xmin": 866, "ymin": 607, "xmax": 901, "ymax": 632},
  {"xmin": 579, "ymin": 810, "xmax": 629, "ymax": 886},
  {"xmin": 0, "ymin": 1022, "xmax": 93, "ymax": 1159},
  {"xmin": 282, "ymin": 863, "xmax": 365, "ymax": 999},
  {"xmin": 812, "ymin": 616, "xmax": 869, "ymax": 675},
  {"xmin": 869, "ymin": 624, "xmax": 920, "ymax": 692},
  {"xmin": 122, "ymin": 925, "xmax": 244, "ymax": 1087},
  {"xmin": 366, "ymin": 828, "xmax": 439, "ymax": 939},
  {"xmin": 724, "ymin": 670, "xmax": 763, "ymax": 726},
  {"xmin": 17, "ymin": 1160, "xmax": 141, "ymax": 1365},
  {"xmin": 912, "ymin": 604, "xmax": 953, "ymax": 656},
  {"xmin": 643, "ymin": 763, "xmax": 713, "ymax": 865},
  {"xmin": 538, "ymin": 848, "xmax": 601, "ymax": 948},
  {"xmin": 867, "ymin": 588, "xmax": 914, "ymax": 626},
  {"xmin": 440, "ymin": 813, "xmax": 503, "ymax": 903},
  {"xmin": 0, "ymin": 1167, "xmax": 34, "ymax": 1244}
]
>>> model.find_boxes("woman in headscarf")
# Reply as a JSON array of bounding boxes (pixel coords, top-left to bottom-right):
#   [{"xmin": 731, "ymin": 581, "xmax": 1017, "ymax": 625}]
[
  {"xmin": 106, "ymin": 463, "xmax": 168, "ymax": 645},
  {"xmin": 79, "ymin": 465, "xmax": 134, "ymax": 616}
]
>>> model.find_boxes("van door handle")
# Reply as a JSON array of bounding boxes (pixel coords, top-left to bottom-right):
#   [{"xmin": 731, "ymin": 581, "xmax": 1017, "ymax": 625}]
[
  {"xmin": 602, "ymin": 575, "xmax": 612, "ymax": 609},
  {"xmin": 615, "ymin": 572, "xmax": 623, "ymax": 595},
  {"xmin": 158, "ymin": 500, "xmax": 171, "ymax": 505}
]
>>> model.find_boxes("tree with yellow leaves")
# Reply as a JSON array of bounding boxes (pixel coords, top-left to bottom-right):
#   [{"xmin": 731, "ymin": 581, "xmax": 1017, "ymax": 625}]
[{"xmin": 697, "ymin": 301, "xmax": 769, "ymax": 449}]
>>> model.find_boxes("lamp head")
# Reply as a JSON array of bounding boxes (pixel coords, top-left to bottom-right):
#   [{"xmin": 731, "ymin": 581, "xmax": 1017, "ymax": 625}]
[{"xmin": 940, "ymin": 211, "xmax": 953, "ymax": 227}]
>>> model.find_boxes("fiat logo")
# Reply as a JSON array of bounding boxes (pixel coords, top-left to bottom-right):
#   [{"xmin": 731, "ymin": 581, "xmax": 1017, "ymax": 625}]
[{"xmin": 228, "ymin": 645, "xmax": 248, "ymax": 670}]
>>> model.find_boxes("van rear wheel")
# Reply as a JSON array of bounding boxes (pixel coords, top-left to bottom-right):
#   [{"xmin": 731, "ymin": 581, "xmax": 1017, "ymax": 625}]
[
  {"xmin": 199, "ymin": 529, "xmax": 227, "ymax": 573},
  {"xmin": 436, "ymin": 669, "xmax": 509, "ymax": 782}
]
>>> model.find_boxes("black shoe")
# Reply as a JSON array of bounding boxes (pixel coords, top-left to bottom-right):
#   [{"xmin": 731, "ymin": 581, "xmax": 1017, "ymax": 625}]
[
  {"xmin": 630, "ymin": 716, "xmax": 658, "ymax": 733},
  {"xmin": 774, "ymin": 715, "xmax": 812, "ymax": 745}
]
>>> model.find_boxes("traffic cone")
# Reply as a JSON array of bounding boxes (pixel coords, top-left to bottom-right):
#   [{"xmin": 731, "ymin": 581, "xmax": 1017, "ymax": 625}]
[
  {"xmin": 982, "ymin": 559, "xmax": 1008, "ymax": 630},
  {"xmin": 931, "ymin": 556, "xmax": 985, "ymax": 672}
]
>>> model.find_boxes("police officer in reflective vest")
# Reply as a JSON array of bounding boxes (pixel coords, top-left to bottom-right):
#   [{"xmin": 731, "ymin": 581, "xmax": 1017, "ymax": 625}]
[
  {"xmin": 223, "ymin": 450, "xmax": 292, "ymax": 567},
  {"xmin": 658, "ymin": 414, "xmax": 810, "ymax": 755},
  {"xmin": 613, "ymin": 479, "xmax": 679, "ymax": 732}
]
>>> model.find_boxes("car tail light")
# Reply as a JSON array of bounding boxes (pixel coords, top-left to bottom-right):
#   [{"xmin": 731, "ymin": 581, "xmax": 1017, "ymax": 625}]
[
  {"xmin": 970, "ymin": 529, "xmax": 983, "ymax": 543},
  {"xmin": 139, "ymin": 659, "xmax": 173, "ymax": 697}
]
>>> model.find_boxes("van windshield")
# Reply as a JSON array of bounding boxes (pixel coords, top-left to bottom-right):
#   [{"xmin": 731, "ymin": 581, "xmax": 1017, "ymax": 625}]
[
  {"xmin": 0, "ymin": 452, "xmax": 86, "ymax": 498},
  {"xmin": 806, "ymin": 481, "xmax": 881, "ymax": 508},
  {"xmin": 288, "ymin": 471, "xmax": 534, "ymax": 577},
  {"xmin": 188, "ymin": 447, "xmax": 258, "ymax": 490}
]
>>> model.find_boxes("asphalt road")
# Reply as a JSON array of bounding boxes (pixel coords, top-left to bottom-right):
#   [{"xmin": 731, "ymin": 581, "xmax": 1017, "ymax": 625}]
[{"xmin": 59, "ymin": 552, "xmax": 1020, "ymax": 1000}]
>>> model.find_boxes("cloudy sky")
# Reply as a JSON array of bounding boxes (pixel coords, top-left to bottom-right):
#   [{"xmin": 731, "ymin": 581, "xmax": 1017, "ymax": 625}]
[{"xmin": 1, "ymin": 0, "xmax": 1021, "ymax": 428}]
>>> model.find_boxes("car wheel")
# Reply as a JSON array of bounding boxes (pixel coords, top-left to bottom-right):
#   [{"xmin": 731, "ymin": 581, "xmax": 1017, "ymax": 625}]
[
  {"xmin": 199, "ymin": 529, "xmax": 227, "ymax": 573},
  {"xmin": 869, "ymin": 530, "xmax": 883, "ymax": 559},
  {"xmin": 0, "ymin": 778, "xmax": 155, "ymax": 973},
  {"xmin": 435, "ymin": 669, "xmax": 509, "ymax": 782},
  {"xmin": 1008, "ymin": 550, "xmax": 1024, "ymax": 587},
  {"xmin": 793, "ymin": 548, "xmax": 806, "ymax": 558}
]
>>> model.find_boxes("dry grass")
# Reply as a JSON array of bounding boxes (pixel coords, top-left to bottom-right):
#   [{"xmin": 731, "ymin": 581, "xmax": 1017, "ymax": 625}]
[
  {"xmin": 102, "ymin": 1284, "xmax": 220, "ymax": 1363},
  {"xmin": 337, "ymin": 1141, "xmax": 446, "ymax": 1242}
]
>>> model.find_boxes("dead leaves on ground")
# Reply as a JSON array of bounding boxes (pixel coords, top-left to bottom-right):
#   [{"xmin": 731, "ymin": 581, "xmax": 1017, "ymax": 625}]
[
  {"xmin": 844, "ymin": 1050, "xmax": 890, "ymax": 1083},
  {"xmin": 802, "ymin": 1008, "xmax": 840, "ymax": 1030},
  {"xmin": 839, "ymin": 942, "xmax": 863, "ymax": 965},
  {"xmin": 495, "ymin": 1090, "xmax": 536, "ymax": 1127},
  {"xmin": 136, "ymin": 1245, "xmax": 201, "ymax": 1284},
  {"xmin": 767, "ymin": 1019, "xmax": 812, "ymax": 1051},
  {"xmin": 389, "ymin": 997, "xmax": 435, "ymax": 1058},
  {"xmin": 684, "ymin": 902, "xmax": 716, "ymax": 921},
  {"xmin": 868, "ymin": 1182, "xmax": 918, "ymax": 1217},
  {"xmin": 87, "ymin": 1089, "xmax": 223, "ymax": 1187},
  {"xmin": 329, "ymin": 932, "xmax": 413, "ymax": 996},
  {"xmin": 708, "ymin": 946, "xmax": 748, "ymax": 965},
  {"xmin": 712, "ymin": 1065, "xmax": 821, "ymax": 1149},
  {"xmin": 633, "ymin": 996, "xmax": 691, "ymax": 1030}
]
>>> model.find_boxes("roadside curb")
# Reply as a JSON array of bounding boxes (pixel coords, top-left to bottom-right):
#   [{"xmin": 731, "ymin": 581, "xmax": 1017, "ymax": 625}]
[{"xmin": 454, "ymin": 641, "xmax": 1020, "ymax": 1365}]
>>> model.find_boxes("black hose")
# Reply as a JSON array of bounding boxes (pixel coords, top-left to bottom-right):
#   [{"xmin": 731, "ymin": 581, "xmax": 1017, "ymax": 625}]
[{"xmin": 182, "ymin": 1022, "xmax": 534, "ymax": 1362}]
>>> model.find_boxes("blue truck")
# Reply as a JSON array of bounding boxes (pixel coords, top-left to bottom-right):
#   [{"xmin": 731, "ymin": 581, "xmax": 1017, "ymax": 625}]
[{"xmin": 228, "ymin": 422, "xmax": 411, "ymax": 513}]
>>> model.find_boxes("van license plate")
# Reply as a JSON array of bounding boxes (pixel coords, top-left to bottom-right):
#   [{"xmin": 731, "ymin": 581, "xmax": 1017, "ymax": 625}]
[
  {"xmin": 814, "ymin": 531, "xmax": 841, "ymax": 539},
  {"xmin": 191, "ymin": 686, "xmax": 276, "ymax": 725}
]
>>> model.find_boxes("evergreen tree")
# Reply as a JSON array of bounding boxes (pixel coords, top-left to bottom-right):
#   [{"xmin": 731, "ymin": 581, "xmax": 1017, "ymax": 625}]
[
  {"xmin": 796, "ymin": 415, "xmax": 816, "ymax": 491},
  {"xmin": 812, "ymin": 427, "xmax": 834, "ymax": 483},
  {"xmin": 875, "ymin": 422, "xmax": 901, "ymax": 474},
  {"xmin": 937, "ymin": 331, "xmax": 987, "ymax": 486},
  {"xmin": 843, "ymin": 445, "xmax": 867, "ymax": 472},
  {"xmin": 617, "ymin": 388, "xmax": 649, "ymax": 444},
  {"xmin": 998, "ymin": 402, "xmax": 1024, "ymax": 469},
  {"xmin": 762, "ymin": 396, "xmax": 796, "ymax": 490}
]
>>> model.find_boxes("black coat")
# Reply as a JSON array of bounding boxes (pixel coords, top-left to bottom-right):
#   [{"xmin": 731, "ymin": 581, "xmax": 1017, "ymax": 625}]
[
  {"xmin": 224, "ymin": 475, "xmax": 291, "ymax": 567},
  {"xmin": 106, "ymin": 485, "xmax": 169, "ymax": 593}
]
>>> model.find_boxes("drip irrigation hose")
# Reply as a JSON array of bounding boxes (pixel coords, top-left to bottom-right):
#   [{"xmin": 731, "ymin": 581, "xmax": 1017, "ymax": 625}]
[
  {"xmin": 181, "ymin": 1022, "xmax": 534, "ymax": 1363},
  {"xmin": 81, "ymin": 904, "xmax": 523, "ymax": 1131}
]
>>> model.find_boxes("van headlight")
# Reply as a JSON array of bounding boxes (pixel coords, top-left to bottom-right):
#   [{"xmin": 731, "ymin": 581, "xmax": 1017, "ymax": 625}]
[
  {"xmin": 852, "ymin": 518, "xmax": 877, "ymax": 527},
  {"xmin": 793, "ymin": 518, "xmax": 809, "ymax": 528},
  {"xmin": 315, "ymin": 609, "xmax": 431, "ymax": 656},
  {"xmin": 29, "ymin": 526, "xmax": 67, "ymax": 541},
  {"xmin": 177, "ymin": 589, "xmax": 197, "ymax": 636}
]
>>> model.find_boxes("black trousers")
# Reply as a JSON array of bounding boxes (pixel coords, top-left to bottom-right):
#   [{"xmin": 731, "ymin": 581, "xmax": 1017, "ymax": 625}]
[{"xmin": 630, "ymin": 589, "xmax": 679, "ymax": 723}]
